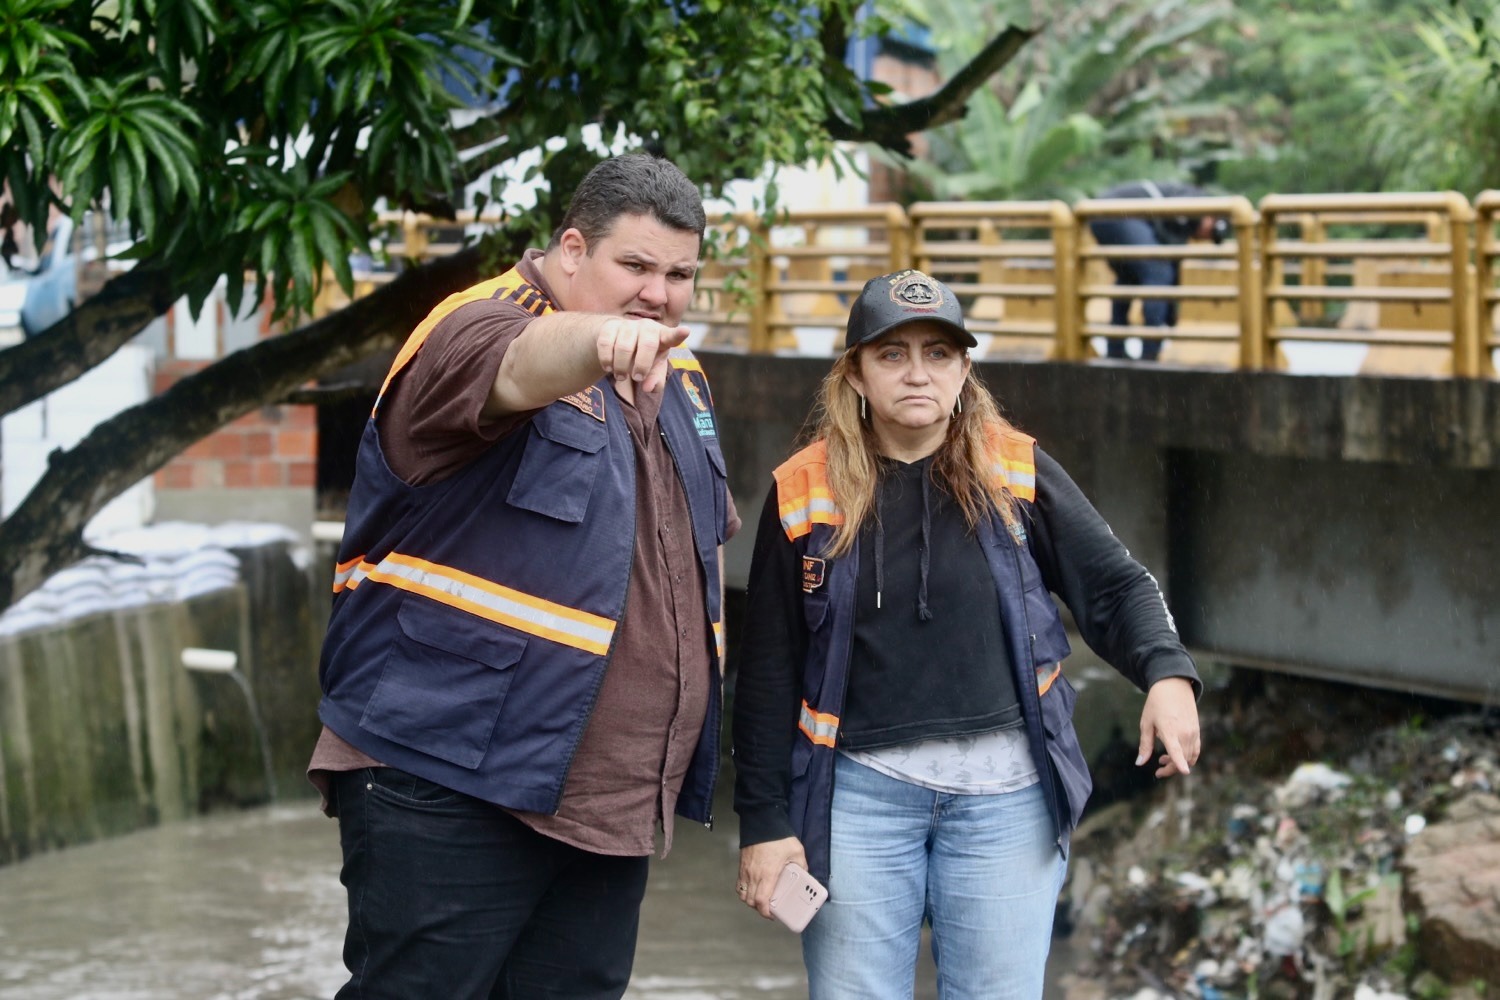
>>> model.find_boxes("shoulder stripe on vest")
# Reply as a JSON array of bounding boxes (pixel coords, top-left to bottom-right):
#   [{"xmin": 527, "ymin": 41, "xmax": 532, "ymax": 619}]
[
  {"xmin": 774, "ymin": 441, "xmax": 844, "ymax": 540},
  {"xmin": 334, "ymin": 551, "xmax": 615, "ymax": 655},
  {"xmin": 374, "ymin": 266, "xmax": 554, "ymax": 415}
]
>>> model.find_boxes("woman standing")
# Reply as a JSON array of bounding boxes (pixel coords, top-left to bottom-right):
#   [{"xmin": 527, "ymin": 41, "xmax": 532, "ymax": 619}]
[{"xmin": 731, "ymin": 270, "xmax": 1202, "ymax": 999}]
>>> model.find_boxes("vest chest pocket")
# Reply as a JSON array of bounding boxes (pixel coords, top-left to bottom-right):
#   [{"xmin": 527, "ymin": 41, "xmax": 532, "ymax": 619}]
[
  {"xmin": 508, "ymin": 405, "xmax": 608, "ymax": 522},
  {"xmin": 359, "ymin": 599, "xmax": 529, "ymax": 769}
]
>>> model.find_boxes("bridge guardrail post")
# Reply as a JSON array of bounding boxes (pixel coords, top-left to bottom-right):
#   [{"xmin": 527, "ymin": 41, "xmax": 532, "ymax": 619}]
[
  {"xmin": 747, "ymin": 216, "xmax": 772, "ymax": 354},
  {"xmin": 1446, "ymin": 192, "xmax": 1480, "ymax": 379},
  {"xmin": 886, "ymin": 203, "xmax": 912, "ymax": 272},
  {"xmin": 1230, "ymin": 198, "xmax": 1263, "ymax": 369},
  {"xmin": 1049, "ymin": 202, "xmax": 1082, "ymax": 361},
  {"xmin": 1477, "ymin": 191, "xmax": 1500, "ymax": 378}
]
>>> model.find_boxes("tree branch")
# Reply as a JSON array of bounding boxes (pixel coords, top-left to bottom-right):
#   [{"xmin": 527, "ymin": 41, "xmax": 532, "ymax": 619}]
[
  {"xmin": 0, "ymin": 245, "xmax": 488, "ymax": 610},
  {"xmin": 0, "ymin": 264, "xmax": 181, "ymax": 418},
  {"xmin": 827, "ymin": 24, "xmax": 1038, "ymax": 155}
]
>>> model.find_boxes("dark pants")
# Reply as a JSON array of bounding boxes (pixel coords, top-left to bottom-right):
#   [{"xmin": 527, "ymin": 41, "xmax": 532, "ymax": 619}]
[
  {"xmin": 332, "ymin": 767, "xmax": 650, "ymax": 1000},
  {"xmin": 1088, "ymin": 217, "xmax": 1179, "ymax": 361}
]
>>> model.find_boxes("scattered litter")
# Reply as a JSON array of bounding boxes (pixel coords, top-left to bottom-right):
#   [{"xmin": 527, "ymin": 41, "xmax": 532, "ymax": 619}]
[
  {"xmin": 1273, "ymin": 762, "xmax": 1353, "ymax": 808},
  {"xmin": 1066, "ymin": 673, "xmax": 1500, "ymax": 999}
]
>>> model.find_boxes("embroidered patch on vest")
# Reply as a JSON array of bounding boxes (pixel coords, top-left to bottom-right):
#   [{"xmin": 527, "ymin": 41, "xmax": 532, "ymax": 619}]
[
  {"xmin": 802, "ymin": 556, "xmax": 826, "ymax": 593},
  {"xmin": 680, "ymin": 370, "xmax": 717, "ymax": 437},
  {"xmin": 560, "ymin": 385, "xmax": 606, "ymax": 422}
]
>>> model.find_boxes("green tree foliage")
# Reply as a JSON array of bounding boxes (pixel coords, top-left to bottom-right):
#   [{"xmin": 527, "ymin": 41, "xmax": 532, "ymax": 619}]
[
  {"xmin": 0, "ymin": 0, "xmax": 1032, "ymax": 608},
  {"xmin": 1202, "ymin": 0, "xmax": 1499, "ymax": 199},
  {"xmin": 1367, "ymin": 1, "xmax": 1500, "ymax": 194},
  {"xmin": 886, "ymin": 0, "xmax": 1228, "ymax": 203}
]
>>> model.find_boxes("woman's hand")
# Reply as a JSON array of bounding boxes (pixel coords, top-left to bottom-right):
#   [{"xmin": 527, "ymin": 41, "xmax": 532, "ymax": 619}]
[
  {"xmin": 1137, "ymin": 676, "xmax": 1201, "ymax": 778},
  {"xmin": 737, "ymin": 838, "xmax": 806, "ymax": 919}
]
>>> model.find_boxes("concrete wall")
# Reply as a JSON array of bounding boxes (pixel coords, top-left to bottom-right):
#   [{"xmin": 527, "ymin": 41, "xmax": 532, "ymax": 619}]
[
  {"xmin": 699, "ymin": 351, "xmax": 1500, "ymax": 704},
  {"xmin": 0, "ymin": 542, "xmax": 324, "ymax": 866}
]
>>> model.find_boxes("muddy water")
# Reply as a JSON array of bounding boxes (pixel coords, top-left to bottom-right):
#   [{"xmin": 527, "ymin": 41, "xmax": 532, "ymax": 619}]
[
  {"xmin": 0, "ymin": 795, "xmax": 811, "ymax": 1000},
  {"xmin": 0, "ymin": 790, "xmax": 1090, "ymax": 999}
]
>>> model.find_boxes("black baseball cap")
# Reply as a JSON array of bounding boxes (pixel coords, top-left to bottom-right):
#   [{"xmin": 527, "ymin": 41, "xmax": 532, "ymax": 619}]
[{"xmin": 844, "ymin": 269, "xmax": 977, "ymax": 352}]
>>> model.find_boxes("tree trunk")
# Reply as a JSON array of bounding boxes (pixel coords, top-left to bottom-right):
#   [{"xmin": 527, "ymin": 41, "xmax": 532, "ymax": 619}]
[
  {"xmin": 0, "ymin": 246, "xmax": 486, "ymax": 611},
  {"xmin": 0, "ymin": 264, "xmax": 181, "ymax": 418}
]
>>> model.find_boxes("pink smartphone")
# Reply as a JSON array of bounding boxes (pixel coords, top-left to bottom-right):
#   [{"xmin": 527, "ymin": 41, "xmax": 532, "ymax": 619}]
[{"xmin": 769, "ymin": 861, "xmax": 828, "ymax": 933}]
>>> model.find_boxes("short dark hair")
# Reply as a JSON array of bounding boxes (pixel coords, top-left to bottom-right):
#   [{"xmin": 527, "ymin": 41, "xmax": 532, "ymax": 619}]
[{"xmin": 547, "ymin": 154, "xmax": 706, "ymax": 251}]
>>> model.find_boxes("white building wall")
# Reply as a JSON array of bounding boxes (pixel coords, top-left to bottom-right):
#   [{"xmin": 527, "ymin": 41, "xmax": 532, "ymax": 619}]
[{"xmin": 2, "ymin": 344, "xmax": 156, "ymax": 535}]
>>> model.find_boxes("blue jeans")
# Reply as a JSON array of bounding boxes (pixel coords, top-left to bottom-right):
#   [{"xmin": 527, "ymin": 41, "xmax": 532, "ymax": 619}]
[
  {"xmin": 1088, "ymin": 217, "xmax": 1179, "ymax": 360},
  {"xmin": 332, "ymin": 767, "xmax": 649, "ymax": 1000},
  {"xmin": 803, "ymin": 755, "xmax": 1065, "ymax": 1000}
]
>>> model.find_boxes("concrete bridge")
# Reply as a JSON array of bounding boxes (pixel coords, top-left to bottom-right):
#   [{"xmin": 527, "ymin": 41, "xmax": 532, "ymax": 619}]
[{"xmin": 701, "ymin": 350, "xmax": 1500, "ymax": 705}]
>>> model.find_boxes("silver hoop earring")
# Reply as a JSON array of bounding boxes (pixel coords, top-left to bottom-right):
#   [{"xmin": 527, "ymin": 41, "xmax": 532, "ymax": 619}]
[{"xmin": 860, "ymin": 395, "xmax": 867, "ymax": 420}]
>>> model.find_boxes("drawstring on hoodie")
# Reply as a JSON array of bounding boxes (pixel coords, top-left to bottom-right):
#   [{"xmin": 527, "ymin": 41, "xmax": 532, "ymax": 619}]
[
  {"xmin": 874, "ymin": 485, "xmax": 885, "ymax": 610},
  {"xmin": 917, "ymin": 473, "xmax": 933, "ymax": 621},
  {"xmin": 872, "ymin": 462, "xmax": 934, "ymax": 620}
]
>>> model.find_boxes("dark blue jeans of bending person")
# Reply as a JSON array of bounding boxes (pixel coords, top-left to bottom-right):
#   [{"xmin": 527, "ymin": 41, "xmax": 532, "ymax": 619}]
[
  {"xmin": 1088, "ymin": 216, "xmax": 1180, "ymax": 361},
  {"xmin": 332, "ymin": 766, "xmax": 650, "ymax": 1000}
]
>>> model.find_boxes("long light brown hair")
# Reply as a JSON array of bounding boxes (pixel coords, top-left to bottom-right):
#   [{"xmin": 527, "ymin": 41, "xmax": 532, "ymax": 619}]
[{"xmin": 803, "ymin": 347, "xmax": 1023, "ymax": 557}]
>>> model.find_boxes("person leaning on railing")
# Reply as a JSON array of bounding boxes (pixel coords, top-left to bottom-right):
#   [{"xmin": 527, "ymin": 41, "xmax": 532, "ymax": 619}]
[{"xmin": 1089, "ymin": 179, "xmax": 1228, "ymax": 361}]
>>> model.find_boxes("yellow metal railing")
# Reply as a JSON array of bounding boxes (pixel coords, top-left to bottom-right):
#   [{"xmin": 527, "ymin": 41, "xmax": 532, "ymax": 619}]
[
  {"xmin": 1072, "ymin": 195, "xmax": 1259, "ymax": 368},
  {"xmin": 908, "ymin": 201, "xmax": 1080, "ymax": 360},
  {"xmin": 359, "ymin": 193, "xmax": 1500, "ymax": 379},
  {"xmin": 1259, "ymin": 193, "xmax": 1483, "ymax": 378}
]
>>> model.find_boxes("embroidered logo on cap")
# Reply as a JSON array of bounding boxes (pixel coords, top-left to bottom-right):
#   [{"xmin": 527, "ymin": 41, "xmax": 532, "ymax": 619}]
[{"xmin": 888, "ymin": 271, "xmax": 944, "ymax": 312}]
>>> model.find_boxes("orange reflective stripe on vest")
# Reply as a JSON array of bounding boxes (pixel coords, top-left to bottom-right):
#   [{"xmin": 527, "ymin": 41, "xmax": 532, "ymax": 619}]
[
  {"xmin": 799, "ymin": 701, "xmax": 840, "ymax": 747},
  {"xmin": 987, "ymin": 426, "xmax": 1037, "ymax": 502},
  {"xmin": 774, "ymin": 441, "xmax": 845, "ymax": 541},
  {"xmin": 332, "ymin": 550, "xmax": 616, "ymax": 655}
]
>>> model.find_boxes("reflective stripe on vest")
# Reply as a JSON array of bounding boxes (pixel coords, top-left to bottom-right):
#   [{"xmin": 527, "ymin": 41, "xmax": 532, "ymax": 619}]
[
  {"xmin": 1035, "ymin": 661, "xmax": 1062, "ymax": 696},
  {"xmin": 667, "ymin": 349, "xmax": 704, "ymax": 374},
  {"xmin": 773, "ymin": 441, "xmax": 844, "ymax": 541},
  {"xmin": 713, "ymin": 619, "xmax": 724, "ymax": 659},
  {"xmin": 779, "ymin": 488, "xmax": 842, "ymax": 540},
  {"xmin": 986, "ymin": 426, "xmax": 1037, "ymax": 502},
  {"xmin": 799, "ymin": 701, "xmax": 840, "ymax": 748},
  {"xmin": 333, "ymin": 551, "xmax": 616, "ymax": 656}
]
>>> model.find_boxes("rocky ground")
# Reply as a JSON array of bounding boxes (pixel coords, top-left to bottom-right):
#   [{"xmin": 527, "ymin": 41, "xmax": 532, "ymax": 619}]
[{"xmin": 1055, "ymin": 669, "xmax": 1500, "ymax": 1000}]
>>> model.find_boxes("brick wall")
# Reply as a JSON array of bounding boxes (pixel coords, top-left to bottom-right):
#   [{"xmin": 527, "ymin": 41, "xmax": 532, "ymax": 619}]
[{"xmin": 152, "ymin": 359, "xmax": 316, "ymax": 495}]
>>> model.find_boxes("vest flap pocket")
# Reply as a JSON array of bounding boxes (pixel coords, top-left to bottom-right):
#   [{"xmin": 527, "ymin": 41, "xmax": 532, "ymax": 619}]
[
  {"xmin": 802, "ymin": 589, "xmax": 830, "ymax": 631},
  {"xmin": 1038, "ymin": 675, "xmax": 1092, "ymax": 829},
  {"xmin": 359, "ymin": 600, "xmax": 529, "ymax": 769},
  {"xmin": 704, "ymin": 440, "xmax": 727, "ymax": 476},
  {"xmin": 532, "ymin": 404, "xmax": 608, "ymax": 453},
  {"xmin": 508, "ymin": 404, "xmax": 607, "ymax": 522},
  {"xmin": 1024, "ymin": 584, "xmax": 1072, "ymax": 666}
]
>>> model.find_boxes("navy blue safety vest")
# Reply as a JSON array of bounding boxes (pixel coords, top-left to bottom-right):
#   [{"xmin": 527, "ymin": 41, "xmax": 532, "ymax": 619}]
[
  {"xmin": 773, "ymin": 431, "xmax": 1091, "ymax": 884},
  {"xmin": 318, "ymin": 264, "xmax": 730, "ymax": 821}
]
